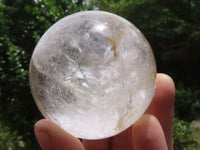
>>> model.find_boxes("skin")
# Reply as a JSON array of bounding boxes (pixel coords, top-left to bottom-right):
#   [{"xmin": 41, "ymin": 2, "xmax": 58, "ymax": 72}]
[{"xmin": 34, "ymin": 73, "xmax": 175, "ymax": 150}]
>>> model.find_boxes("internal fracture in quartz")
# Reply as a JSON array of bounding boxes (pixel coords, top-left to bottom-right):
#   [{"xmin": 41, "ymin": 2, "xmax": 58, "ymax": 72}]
[{"xmin": 29, "ymin": 11, "xmax": 157, "ymax": 139}]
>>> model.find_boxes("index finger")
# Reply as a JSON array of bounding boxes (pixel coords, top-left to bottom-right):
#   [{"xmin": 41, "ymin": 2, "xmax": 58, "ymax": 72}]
[{"xmin": 146, "ymin": 73, "xmax": 175, "ymax": 150}]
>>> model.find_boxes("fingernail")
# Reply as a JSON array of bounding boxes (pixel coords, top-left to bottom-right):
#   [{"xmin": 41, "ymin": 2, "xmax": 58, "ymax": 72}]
[{"xmin": 35, "ymin": 128, "xmax": 51, "ymax": 150}]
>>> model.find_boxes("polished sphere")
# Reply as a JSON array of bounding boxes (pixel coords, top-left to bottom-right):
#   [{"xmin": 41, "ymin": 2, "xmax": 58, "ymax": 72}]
[{"xmin": 29, "ymin": 11, "xmax": 157, "ymax": 139}]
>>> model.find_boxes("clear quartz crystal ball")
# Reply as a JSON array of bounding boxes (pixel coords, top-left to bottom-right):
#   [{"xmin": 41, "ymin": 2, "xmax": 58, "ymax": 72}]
[{"xmin": 29, "ymin": 11, "xmax": 157, "ymax": 139}]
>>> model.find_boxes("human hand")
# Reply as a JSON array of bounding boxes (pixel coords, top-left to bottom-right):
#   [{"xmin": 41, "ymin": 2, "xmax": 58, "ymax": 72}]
[{"xmin": 34, "ymin": 73, "xmax": 175, "ymax": 150}]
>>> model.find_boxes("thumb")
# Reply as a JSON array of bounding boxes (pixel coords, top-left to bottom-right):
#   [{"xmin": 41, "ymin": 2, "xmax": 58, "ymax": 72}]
[{"xmin": 34, "ymin": 119, "xmax": 84, "ymax": 150}]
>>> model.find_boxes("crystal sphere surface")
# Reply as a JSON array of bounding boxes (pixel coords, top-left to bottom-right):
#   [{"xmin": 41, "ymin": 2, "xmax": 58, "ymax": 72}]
[{"xmin": 29, "ymin": 11, "xmax": 157, "ymax": 139}]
